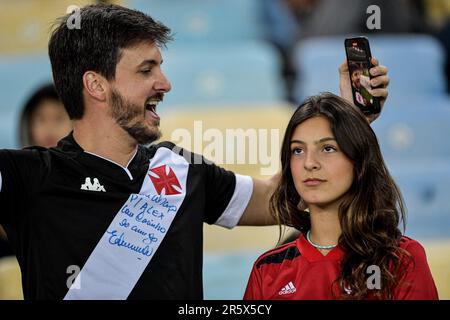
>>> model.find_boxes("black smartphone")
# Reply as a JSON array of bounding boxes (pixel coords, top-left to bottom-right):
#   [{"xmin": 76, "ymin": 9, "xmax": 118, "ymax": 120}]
[{"xmin": 344, "ymin": 37, "xmax": 381, "ymax": 115}]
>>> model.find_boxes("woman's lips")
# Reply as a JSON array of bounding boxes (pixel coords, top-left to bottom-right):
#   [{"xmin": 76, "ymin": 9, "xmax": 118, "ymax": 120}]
[{"xmin": 303, "ymin": 178, "xmax": 326, "ymax": 186}]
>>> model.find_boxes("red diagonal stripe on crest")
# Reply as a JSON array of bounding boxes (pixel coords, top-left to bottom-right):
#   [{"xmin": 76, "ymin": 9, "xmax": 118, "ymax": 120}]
[{"xmin": 149, "ymin": 165, "xmax": 182, "ymax": 195}]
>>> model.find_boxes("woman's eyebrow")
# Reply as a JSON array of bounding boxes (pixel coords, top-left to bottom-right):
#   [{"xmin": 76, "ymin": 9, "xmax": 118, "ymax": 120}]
[{"xmin": 290, "ymin": 137, "xmax": 336, "ymax": 145}]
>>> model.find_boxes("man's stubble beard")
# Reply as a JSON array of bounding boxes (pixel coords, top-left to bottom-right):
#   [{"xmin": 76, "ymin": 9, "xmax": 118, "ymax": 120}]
[{"xmin": 110, "ymin": 88, "xmax": 161, "ymax": 145}]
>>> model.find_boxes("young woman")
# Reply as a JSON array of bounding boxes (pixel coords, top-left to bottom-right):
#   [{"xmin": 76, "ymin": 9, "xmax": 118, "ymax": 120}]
[
  {"xmin": 244, "ymin": 93, "xmax": 438, "ymax": 300},
  {"xmin": 19, "ymin": 83, "xmax": 72, "ymax": 148},
  {"xmin": 0, "ymin": 84, "xmax": 72, "ymax": 299}
]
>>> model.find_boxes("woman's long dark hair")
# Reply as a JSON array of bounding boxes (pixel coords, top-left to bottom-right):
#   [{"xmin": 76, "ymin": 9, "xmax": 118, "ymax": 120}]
[
  {"xmin": 19, "ymin": 83, "xmax": 60, "ymax": 147},
  {"xmin": 271, "ymin": 92, "xmax": 410, "ymax": 299}
]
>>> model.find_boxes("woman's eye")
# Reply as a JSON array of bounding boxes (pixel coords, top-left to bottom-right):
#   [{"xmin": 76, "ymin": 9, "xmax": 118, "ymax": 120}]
[
  {"xmin": 292, "ymin": 148, "xmax": 303, "ymax": 155},
  {"xmin": 323, "ymin": 145, "xmax": 337, "ymax": 153}
]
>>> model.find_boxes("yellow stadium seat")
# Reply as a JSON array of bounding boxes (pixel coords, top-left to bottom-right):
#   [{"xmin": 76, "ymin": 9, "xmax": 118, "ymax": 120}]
[
  {"xmin": 159, "ymin": 103, "xmax": 295, "ymax": 252},
  {"xmin": 0, "ymin": 256, "xmax": 23, "ymax": 300},
  {"xmin": 0, "ymin": 0, "xmax": 122, "ymax": 55}
]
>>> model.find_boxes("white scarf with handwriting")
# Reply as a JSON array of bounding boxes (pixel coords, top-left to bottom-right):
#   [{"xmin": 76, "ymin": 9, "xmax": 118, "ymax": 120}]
[{"xmin": 64, "ymin": 147, "xmax": 188, "ymax": 299}]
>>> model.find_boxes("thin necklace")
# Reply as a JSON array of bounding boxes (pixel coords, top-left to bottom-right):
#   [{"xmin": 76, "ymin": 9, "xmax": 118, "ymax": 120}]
[{"xmin": 306, "ymin": 230, "xmax": 337, "ymax": 250}]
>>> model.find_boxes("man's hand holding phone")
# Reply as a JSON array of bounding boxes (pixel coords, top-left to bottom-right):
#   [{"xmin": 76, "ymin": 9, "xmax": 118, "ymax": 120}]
[
  {"xmin": 339, "ymin": 37, "xmax": 389, "ymax": 122},
  {"xmin": 339, "ymin": 57, "xmax": 390, "ymax": 123}
]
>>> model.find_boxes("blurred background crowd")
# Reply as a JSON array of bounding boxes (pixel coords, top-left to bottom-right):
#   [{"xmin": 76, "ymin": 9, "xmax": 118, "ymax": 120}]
[{"xmin": 0, "ymin": 0, "xmax": 449, "ymax": 299}]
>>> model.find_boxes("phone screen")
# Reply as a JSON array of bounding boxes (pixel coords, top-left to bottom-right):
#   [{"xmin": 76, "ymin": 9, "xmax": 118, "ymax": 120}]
[{"xmin": 345, "ymin": 38, "xmax": 380, "ymax": 114}]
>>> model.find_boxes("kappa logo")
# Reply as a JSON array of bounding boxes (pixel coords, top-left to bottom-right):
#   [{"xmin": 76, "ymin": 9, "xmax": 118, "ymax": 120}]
[
  {"xmin": 279, "ymin": 281, "xmax": 297, "ymax": 295},
  {"xmin": 148, "ymin": 165, "xmax": 182, "ymax": 195},
  {"xmin": 81, "ymin": 177, "xmax": 106, "ymax": 192}
]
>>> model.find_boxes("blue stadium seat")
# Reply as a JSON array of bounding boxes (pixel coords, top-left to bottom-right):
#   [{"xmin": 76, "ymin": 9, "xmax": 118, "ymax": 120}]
[
  {"xmin": 0, "ymin": 108, "xmax": 17, "ymax": 149},
  {"xmin": 293, "ymin": 34, "xmax": 447, "ymax": 103},
  {"xmin": 372, "ymin": 95, "xmax": 450, "ymax": 160},
  {"xmin": 369, "ymin": 35, "xmax": 446, "ymax": 96},
  {"xmin": 293, "ymin": 37, "xmax": 342, "ymax": 102},
  {"xmin": 0, "ymin": 54, "xmax": 53, "ymax": 148},
  {"xmin": 203, "ymin": 250, "xmax": 259, "ymax": 299},
  {"xmin": 127, "ymin": 0, "xmax": 264, "ymax": 43},
  {"xmin": 372, "ymin": 95, "xmax": 450, "ymax": 240},
  {"xmin": 161, "ymin": 42, "xmax": 284, "ymax": 107},
  {"xmin": 388, "ymin": 166, "xmax": 450, "ymax": 239}
]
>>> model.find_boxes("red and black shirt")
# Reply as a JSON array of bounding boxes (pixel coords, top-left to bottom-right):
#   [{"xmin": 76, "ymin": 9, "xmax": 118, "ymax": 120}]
[{"xmin": 244, "ymin": 234, "xmax": 438, "ymax": 300}]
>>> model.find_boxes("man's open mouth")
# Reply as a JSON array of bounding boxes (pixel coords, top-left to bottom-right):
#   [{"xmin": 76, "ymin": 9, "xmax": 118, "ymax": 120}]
[
  {"xmin": 145, "ymin": 96, "xmax": 162, "ymax": 121},
  {"xmin": 145, "ymin": 100, "xmax": 158, "ymax": 113}
]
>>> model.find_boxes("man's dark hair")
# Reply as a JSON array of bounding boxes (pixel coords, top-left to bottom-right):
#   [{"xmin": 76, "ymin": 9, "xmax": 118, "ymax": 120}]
[{"xmin": 48, "ymin": 3, "xmax": 172, "ymax": 119}]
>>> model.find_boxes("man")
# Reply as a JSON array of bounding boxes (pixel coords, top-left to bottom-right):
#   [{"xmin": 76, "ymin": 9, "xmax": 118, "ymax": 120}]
[
  {"xmin": 0, "ymin": 4, "xmax": 390, "ymax": 299},
  {"xmin": 350, "ymin": 66, "xmax": 367, "ymax": 106}
]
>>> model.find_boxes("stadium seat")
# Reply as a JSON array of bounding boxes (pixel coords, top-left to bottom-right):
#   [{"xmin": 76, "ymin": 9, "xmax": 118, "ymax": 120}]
[
  {"xmin": 0, "ymin": 256, "xmax": 23, "ymax": 300},
  {"xmin": 0, "ymin": 109, "xmax": 17, "ymax": 149},
  {"xmin": 203, "ymin": 250, "xmax": 260, "ymax": 299},
  {"xmin": 127, "ymin": 0, "xmax": 264, "ymax": 43},
  {"xmin": 0, "ymin": 0, "xmax": 93, "ymax": 55},
  {"xmin": 368, "ymin": 35, "xmax": 446, "ymax": 96},
  {"xmin": 159, "ymin": 102, "xmax": 293, "ymax": 177},
  {"xmin": 293, "ymin": 34, "xmax": 447, "ymax": 103},
  {"xmin": 161, "ymin": 103, "xmax": 293, "ymax": 299},
  {"xmin": 370, "ymin": 95, "xmax": 450, "ymax": 240},
  {"xmin": 388, "ymin": 165, "xmax": 450, "ymax": 239},
  {"xmin": 0, "ymin": 54, "xmax": 53, "ymax": 148},
  {"xmin": 372, "ymin": 95, "xmax": 450, "ymax": 160},
  {"xmin": 161, "ymin": 42, "xmax": 284, "ymax": 107}
]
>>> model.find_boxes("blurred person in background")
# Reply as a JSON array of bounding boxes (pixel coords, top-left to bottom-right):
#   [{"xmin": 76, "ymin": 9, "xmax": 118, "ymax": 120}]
[
  {"xmin": 262, "ymin": 0, "xmax": 427, "ymax": 103},
  {"xmin": 298, "ymin": 0, "xmax": 427, "ymax": 38},
  {"xmin": 244, "ymin": 93, "xmax": 438, "ymax": 300},
  {"xmin": 19, "ymin": 83, "xmax": 72, "ymax": 148},
  {"xmin": 0, "ymin": 83, "xmax": 71, "ymax": 299},
  {"xmin": 424, "ymin": 0, "xmax": 450, "ymax": 92},
  {"xmin": 437, "ymin": 21, "xmax": 450, "ymax": 93},
  {"xmin": 261, "ymin": 0, "xmax": 317, "ymax": 103}
]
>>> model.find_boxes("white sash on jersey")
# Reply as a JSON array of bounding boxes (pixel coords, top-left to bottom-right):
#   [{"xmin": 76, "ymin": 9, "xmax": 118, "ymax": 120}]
[{"xmin": 64, "ymin": 148, "xmax": 188, "ymax": 300}]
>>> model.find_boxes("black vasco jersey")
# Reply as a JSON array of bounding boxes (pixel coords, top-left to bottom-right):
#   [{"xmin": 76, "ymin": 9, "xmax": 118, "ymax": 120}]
[{"xmin": 0, "ymin": 133, "xmax": 253, "ymax": 300}]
